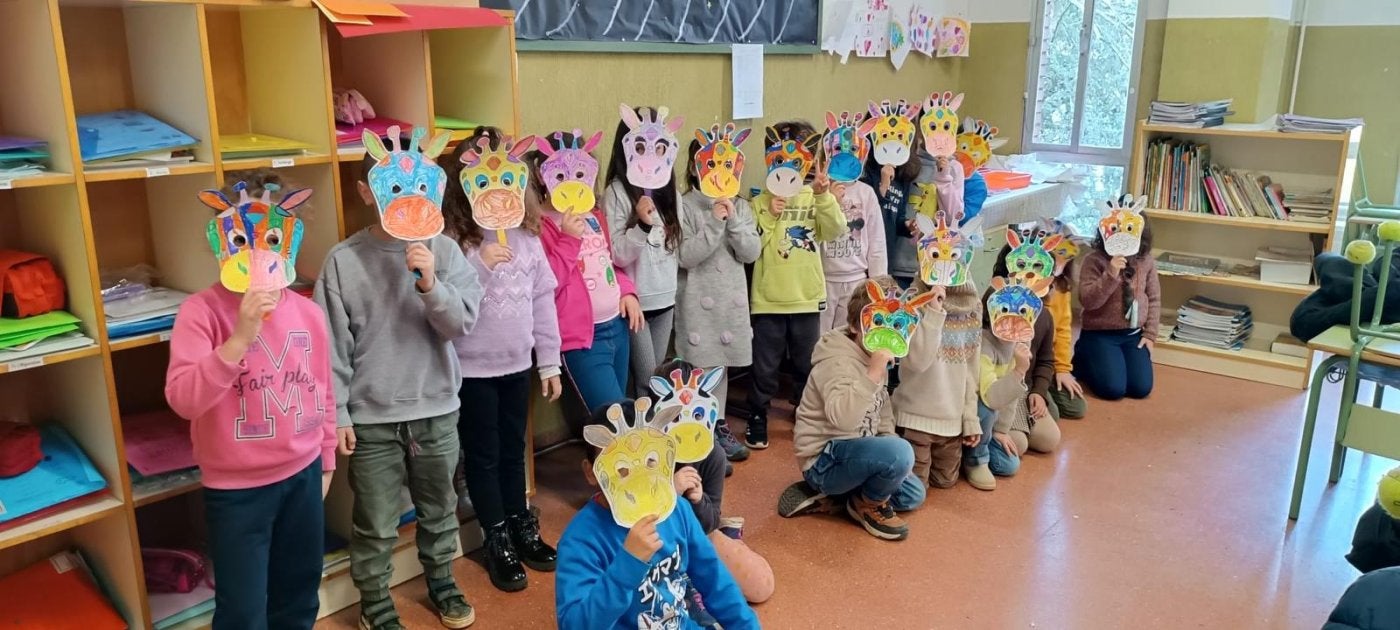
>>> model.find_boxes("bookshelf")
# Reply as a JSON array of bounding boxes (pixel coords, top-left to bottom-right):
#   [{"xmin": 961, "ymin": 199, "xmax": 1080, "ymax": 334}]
[
  {"xmin": 1128, "ymin": 120, "xmax": 1362, "ymax": 389},
  {"xmin": 0, "ymin": 1, "xmax": 522, "ymax": 628}
]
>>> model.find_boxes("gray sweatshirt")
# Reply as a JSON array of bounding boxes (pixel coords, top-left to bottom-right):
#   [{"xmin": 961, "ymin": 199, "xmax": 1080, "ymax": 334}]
[
  {"xmin": 314, "ymin": 229, "xmax": 482, "ymax": 428},
  {"xmin": 604, "ymin": 180, "xmax": 679, "ymax": 312},
  {"xmin": 675, "ymin": 189, "xmax": 761, "ymax": 368}
]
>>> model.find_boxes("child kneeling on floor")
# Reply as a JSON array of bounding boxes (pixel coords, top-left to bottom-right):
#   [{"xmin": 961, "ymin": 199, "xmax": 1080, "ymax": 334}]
[
  {"xmin": 556, "ymin": 400, "xmax": 759, "ymax": 630},
  {"xmin": 777, "ymin": 276, "xmax": 927, "ymax": 541}
]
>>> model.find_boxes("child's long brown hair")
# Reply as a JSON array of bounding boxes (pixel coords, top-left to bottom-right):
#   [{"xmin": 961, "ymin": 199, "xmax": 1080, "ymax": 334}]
[{"xmin": 440, "ymin": 126, "xmax": 541, "ymax": 249}]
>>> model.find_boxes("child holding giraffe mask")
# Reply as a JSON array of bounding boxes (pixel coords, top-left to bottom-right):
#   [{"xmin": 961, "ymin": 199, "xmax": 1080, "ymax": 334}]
[{"xmin": 819, "ymin": 111, "xmax": 889, "ymax": 333}]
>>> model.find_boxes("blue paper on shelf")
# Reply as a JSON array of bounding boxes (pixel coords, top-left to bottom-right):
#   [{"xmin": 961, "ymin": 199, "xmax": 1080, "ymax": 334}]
[
  {"xmin": 0, "ymin": 424, "xmax": 108, "ymax": 525},
  {"xmin": 107, "ymin": 314, "xmax": 175, "ymax": 339},
  {"xmin": 76, "ymin": 110, "xmax": 198, "ymax": 163}
]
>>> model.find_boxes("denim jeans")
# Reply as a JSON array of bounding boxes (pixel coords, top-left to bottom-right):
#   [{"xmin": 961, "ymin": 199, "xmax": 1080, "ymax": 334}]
[
  {"xmin": 1074, "ymin": 328, "xmax": 1154, "ymax": 400},
  {"xmin": 963, "ymin": 402, "xmax": 1021, "ymax": 476},
  {"xmin": 802, "ymin": 435, "xmax": 926, "ymax": 510},
  {"xmin": 563, "ymin": 316, "xmax": 631, "ymax": 415}
]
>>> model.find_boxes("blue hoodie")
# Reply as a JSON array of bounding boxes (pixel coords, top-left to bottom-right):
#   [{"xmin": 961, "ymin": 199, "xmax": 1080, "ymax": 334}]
[{"xmin": 556, "ymin": 499, "xmax": 759, "ymax": 630}]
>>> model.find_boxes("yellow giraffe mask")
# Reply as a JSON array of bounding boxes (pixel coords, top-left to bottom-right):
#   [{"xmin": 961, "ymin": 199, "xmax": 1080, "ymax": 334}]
[{"xmin": 583, "ymin": 398, "xmax": 682, "ymax": 527}]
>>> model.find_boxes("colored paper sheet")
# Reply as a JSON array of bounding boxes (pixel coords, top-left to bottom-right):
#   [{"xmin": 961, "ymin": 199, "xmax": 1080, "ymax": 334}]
[
  {"xmin": 314, "ymin": 2, "xmax": 374, "ymax": 25},
  {"xmin": 731, "ymin": 44, "xmax": 764, "ymax": 120},
  {"xmin": 854, "ymin": 0, "xmax": 891, "ymax": 58},
  {"xmin": 332, "ymin": 5, "xmax": 507, "ymax": 37},
  {"xmin": 0, "ymin": 552, "xmax": 126, "ymax": 630},
  {"xmin": 312, "ymin": 0, "xmax": 406, "ymax": 18},
  {"xmin": 122, "ymin": 410, "xmax": 197, "ymax": 477},
  {"xmin": 0, "ymin": 424, "xmax": 108, "ymax": 526}
]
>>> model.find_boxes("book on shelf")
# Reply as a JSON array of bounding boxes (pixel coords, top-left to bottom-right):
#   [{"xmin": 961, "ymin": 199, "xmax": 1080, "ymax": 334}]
[
  {"xmin": 76, "ymin": 110, "xmax": 198, "ymax": 164},
  {"xmin": 1141, "ymin": 137, "xmax": 1331, "ymax": 222},
  {"xmin": 1170, "ymin": 296, "xmax": 1253, "ymax": 350},
  {"xmin": 1277, "ymin": 113, "xmax": 1363, "ymax": 134},
  {"xmin": 1271, "ymin": 333, "xmax": 1309, "ymax": 358},
  {"xmin": 1155, "ymin": 252, "xmax": 1221, "ymax": 276},
  {"xmin": 1149, "ymin": 99, "xmax": 1233, "ymax": 128}
]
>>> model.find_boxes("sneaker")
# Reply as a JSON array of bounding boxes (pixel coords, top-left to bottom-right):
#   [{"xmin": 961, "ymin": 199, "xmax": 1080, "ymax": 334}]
[
  {"xmin": 744, "ymin": 411, "xmax": 769, "ymax": 450},
  {"xmin": 358, "ymin": 597, "xmax": 405, "ymax": 630},
  {"xmin": 482, "ymin": 524, "xmax": 527, "ymax": 593},
  {"xmin": 725, "ymin": 460, "xmax": 734, "ymax": 478},
  {"xmin": 506, "ymin": 510, "xmax": 558, "ymax": 572},
  {"xmin": 685, "ymin": 583, "xmax": 719, "ymax": 628},
  {"xmin": 963, "ymin": 463, "xmax": 996, "ymax": 491},
  {"xmin": 777, "ymin": 481, "xmax": 832, "ymax": 518},
  {"xmin": 715, "ymin": 418, "xmax": 750, "ymax": 462},
  {"xmin": 718, "ymin": 516, "xmax": 745, "ymax": 540},
  {"xmin": 845, "ymin": 494, "xmax": 909, "ymax": 541},
  {"xmin": 425, "ymin": 576, "xmax": 476, "ymax": 628}
]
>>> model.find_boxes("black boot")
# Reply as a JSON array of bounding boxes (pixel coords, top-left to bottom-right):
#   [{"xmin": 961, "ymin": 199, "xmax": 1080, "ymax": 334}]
[
  {"xmin": 482, "ymin": 524, "xmax": 527, "ymax": 593},
  {"xmin": 507, "ymin": 510, "xmax": 557, "ymax": 572}
]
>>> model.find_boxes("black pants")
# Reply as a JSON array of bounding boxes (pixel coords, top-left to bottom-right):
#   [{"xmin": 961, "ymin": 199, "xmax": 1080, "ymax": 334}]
[
  {"xmin": 747, "ymin": 313, "xmax": 821, "ymax": 413},
  {"xmin": 204, "ymin": 459, "xmax": 323, "ymax": 630},
  {"xmin": 458, "ymin": 371, "xmax": 530, "ymax": 527}
]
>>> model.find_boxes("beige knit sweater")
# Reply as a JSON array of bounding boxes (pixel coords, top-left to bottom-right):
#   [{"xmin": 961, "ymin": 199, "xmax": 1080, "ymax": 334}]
[{"xmin": 892, "ymin": 282, "xmax": 983, "ymax": 438}]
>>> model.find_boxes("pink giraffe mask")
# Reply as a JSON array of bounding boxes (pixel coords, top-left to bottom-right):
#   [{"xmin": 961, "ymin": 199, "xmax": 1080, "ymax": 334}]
[
  {"xmin": 620, "ymin": 103, "xmax": 685, "ymax": 190},
  {"xmin": 535, "ymin": 130, "xmax": 604, "ymax": 215}
]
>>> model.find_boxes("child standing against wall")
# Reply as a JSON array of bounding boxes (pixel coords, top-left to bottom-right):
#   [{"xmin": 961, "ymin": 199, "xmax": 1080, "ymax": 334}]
[{"xmin": 819, "ymin": 175, "xmax": 888, "ymax": 332}]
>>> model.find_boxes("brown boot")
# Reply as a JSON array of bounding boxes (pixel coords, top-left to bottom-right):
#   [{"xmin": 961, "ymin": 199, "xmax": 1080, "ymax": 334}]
[{"xmin": 845, "ymin": 494, "xmax": 909, "ymax": 541}]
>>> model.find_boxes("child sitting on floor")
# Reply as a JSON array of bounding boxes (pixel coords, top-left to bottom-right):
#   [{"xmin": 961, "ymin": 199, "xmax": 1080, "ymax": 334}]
[
  {"xmin": 776, "ymin": 276, "xmax": 927, "ymax": 541},
  {"xmin": 556, "ymin": 400, "xmax": 759, "ymax": 630},
  {"xmin": 1347, "ymin": 466, "xmax": 1400, "ymax": 573}
]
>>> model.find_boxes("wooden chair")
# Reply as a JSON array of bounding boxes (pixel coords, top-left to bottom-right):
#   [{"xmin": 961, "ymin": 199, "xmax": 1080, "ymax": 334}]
[{"xmin": 1289, "ymin": 222, "xmax": 1400, "ymax": 520}]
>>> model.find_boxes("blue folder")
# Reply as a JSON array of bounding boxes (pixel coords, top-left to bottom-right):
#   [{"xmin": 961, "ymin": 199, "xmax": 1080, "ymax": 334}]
[
  {"xmin": 0, "ymin": 424, "xmax": 108, "ymax": 525},
  {"xmin": 76, "ymin": 110, "xmax": 198, "ymax": 163}
]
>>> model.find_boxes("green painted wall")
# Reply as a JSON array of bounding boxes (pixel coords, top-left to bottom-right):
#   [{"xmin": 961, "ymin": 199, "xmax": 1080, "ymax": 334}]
[
  {"xmin": 1135, "ymin": 19, "xmax": 1166, "ymax": 125},
  {"xmin": 1294, "ymin": 25, "xmax": 1400, "ymax": 204},
  {"xmin": 959, "ymin": 22, "xmax": 1030, "ymax": 152},
  {"xmin": 1157, "ymin": 17, "xmax": 1294, "ymax": 122}
]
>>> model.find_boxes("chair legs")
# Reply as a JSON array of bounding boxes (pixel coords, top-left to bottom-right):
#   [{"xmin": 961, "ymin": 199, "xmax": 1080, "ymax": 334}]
[
  {"xmin": 1330, "ymin": 353, "xmax": 1366, "ymax": 483},
  {"xmin": 1291, "ymin": 355, "xmax": 1346, "ymax": 520}
]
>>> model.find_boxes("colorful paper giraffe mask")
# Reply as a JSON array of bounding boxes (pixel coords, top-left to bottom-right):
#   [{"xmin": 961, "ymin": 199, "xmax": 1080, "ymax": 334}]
[
  {"xmin": 1003, "ymin": 227, "xmax": 1063, "ymax": 297},
  {"xmin": 1015, "ymin": 218, "xmax": 1082, "ymax": 277},
  {"xmin": 1099, "ymin": 193, "xmax": 1147, "ymax": 257},
  {"xmin": 919, "ymin": 213, "xmax": 984, "ymax": 287},
  {"xmin": 822, "ymin": 111, "xmax": 878, "ymax": 184},
  {"xmin": 987, "ymin": 276, "xmax": 1043, "ymax": 343},
  {"xmin": 620, "ymin": 104, "xmax": 685, "ymax": 190},
  {"xmin": 693, "ymin": 123, "xmax": 751, "ymax": 199},
  {"xmin": 867, "ymin": 99, "xmax": 922, "ymax": 167},
  {"xmin": 199, "ymin": 182, "xmax": 311, "ymax": 293},
  {"xmin": 861, "ymin": 281, "xmax": 938, "ymax": 358},
  {"xmin": 363, "ymin": 125, "xmax": 451, "ymax": 241},
  {"xmin": 764, "ymin": 126, "xmax": 822, "ymax": 198},
  {"xmin": 920, "ymin": 91, "xmax": 965, "ymax": 158},
  {"xmin": 535, "ymin": 130, "xmax": 604, "ymax": 215},
  {"xmin": 583, "ymin": 398, "xmax": 683, "ymax": 528},
  {"xmin": 458, "ymin": 133, "xmax": 536, "ymax": 232},
  {"xmin": 649, "ymin": 367, "xmax": 724, "ymax": 463},
  {"xmin": 956, "ymin": 119, "xmax": 999, "ymax": 174}
]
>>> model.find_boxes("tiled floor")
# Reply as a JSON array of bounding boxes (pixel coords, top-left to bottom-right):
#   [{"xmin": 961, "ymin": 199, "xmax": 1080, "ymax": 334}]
[{"xmin": 319, "ymin": 365, "xmax": 1391, "ymax": 629}]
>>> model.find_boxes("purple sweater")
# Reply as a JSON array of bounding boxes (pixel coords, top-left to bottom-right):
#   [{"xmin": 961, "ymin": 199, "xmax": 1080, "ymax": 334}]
[{"xmin": 453, "ymin": 228, "xmax": 563, "ymax": 379}]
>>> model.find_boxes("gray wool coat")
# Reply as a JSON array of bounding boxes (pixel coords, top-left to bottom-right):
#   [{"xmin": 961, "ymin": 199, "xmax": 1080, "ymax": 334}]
[{"xmin": 675, "ymin": 189, "xmax": 762, "ymax": 368}]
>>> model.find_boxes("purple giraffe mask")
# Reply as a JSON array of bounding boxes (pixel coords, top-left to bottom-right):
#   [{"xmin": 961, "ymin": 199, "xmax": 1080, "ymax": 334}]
[{"xmin": 619, "ymin": 103, "xmax": 685, "ymax": 190}]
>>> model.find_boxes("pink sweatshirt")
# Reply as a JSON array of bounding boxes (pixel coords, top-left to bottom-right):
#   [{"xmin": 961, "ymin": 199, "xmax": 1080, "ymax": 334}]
[
  {"xmin": 539, "ymin": 208, "xmax": 637, "ymax": 352},
  {"xmin": 820, "ymin": 180, "xmax": 889, "ymax": 282},
  {"xmin": 165, "ymin": 286, "xmax": 337, "ymax": 490}
]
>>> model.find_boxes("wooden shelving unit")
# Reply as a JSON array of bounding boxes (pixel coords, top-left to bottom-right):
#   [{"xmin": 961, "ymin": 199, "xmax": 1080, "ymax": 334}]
[
  {"xmin": 1128, "ymin": 120, "xmax": 1362, "ymax": 389},
  {"xmin": 0, "ymin": 1, "xmax": 521, "ymax": 627}
]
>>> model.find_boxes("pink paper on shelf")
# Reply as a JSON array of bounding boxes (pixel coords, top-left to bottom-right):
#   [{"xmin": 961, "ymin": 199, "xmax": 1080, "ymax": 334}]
[
  {"xmin": 332, "ymin": 5, "xmax": 506, "ymax": 37},
  {"xmin": 336, "ymin": 118, "xmax": 413, "ymax": 146},
  {"xmin": 123, "ymin": 411, "xmax": 197, "ymax": 476}
]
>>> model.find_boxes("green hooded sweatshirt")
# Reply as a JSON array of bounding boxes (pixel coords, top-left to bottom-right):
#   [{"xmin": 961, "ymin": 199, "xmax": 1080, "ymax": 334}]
[{"xmin": 750, "ymin": 186, "xmax": 848, "ymax": 314}]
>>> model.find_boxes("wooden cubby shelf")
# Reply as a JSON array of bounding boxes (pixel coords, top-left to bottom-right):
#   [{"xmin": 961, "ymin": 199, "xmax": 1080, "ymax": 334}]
[
  {"xmin": 1130, "ymin": 120, "xmax": 1362, "ymax": 390},
  {"xmin": 0, "ymin": 1, "xmax": 522, "ymax": 628}
]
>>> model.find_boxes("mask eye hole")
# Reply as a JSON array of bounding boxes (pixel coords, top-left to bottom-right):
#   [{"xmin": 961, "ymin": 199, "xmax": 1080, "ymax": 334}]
[
  {"xmin": 501, "ymin": 173, "xmax": 514, "ymax": 187},
  {"xmin": 633, "ymin": 141, "xmax": 646, "ymax": 155},
  {"xmin": 390, "ymin": 184, "xmax": 403, "ymax": 195},
  {"xmin": 575, "ymin": 170, "xmax": 586, "ymax": 179},
  {"xmin": 228, "ymin": 229, "xmax": 247, "ymax": 249},
  {"xmin": 645, "ymin": 452, "xmax": 660, "ymax": 469},
  {"xmin": 475, "ymin": 174, "xmax": 489, "ymax": 189},
  {"xmin": 555, "ymin": 173, "xmax": 566, "ymax": 182},
  {"xmin": 264, "ymin": 228, "xmax": 283, "ymax": 248},
  {"xmin": 417, "ymin": 182, "xmax": 428, "ymax": 193},
  {"xmin": 615, "ymin": 463, "xmax": 630, "ymax": 479}
]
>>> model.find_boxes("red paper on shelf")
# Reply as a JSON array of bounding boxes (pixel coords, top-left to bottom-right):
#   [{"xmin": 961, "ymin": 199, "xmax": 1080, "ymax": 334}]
[
  {"xmin": 332, "ymin": 5, "xmax": 506, "ymax": 37},
  {"xmin": 0, "ymin": 552, "xmax": 128, "ymax": 629}
]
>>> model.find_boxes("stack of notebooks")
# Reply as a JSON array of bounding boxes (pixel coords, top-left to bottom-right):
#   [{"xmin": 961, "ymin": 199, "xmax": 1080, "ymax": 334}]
[
  {"xmin": 335, "ymin": 116, "xmax": 410, "ymax": 149},
  {"xmin": 1277, "ymin": 113, "xmax": 1364, "ymax": 134},
  {"xmin": 104, "ymin": 287, "xmax": 189, "ymax": 340},
  {"xmin": 0, "ymin": 311, "xmax": 95, "ymax": 360},
  {"xmin": 1282, "ymin": 189, "xmax": 1334, "ymax": 224},
  {"xmin": 220, "ymin": 133, "xmax": 313, "ymax": 161},
  {"xmin": 1149, "ymin": 99, "xmax": 1234, "ymax": 128},
  {"xmin": 1155, "ymin": 252, "xmax": 1220, "ymax": 276},
  {"xmin": 77, "ymin": 110, "xmax": 197, "ymax": 169},
  {"xmin": 0, "ymin": 424, "xmax": 109, "ymax": 529},
  {"xmin": 0, "ymin": 136, "xmax": 49, "ymax": 178},
  {"xmin": 1171, "ymin": 296, "xmax": 1253, "ymax": 350},
  {"xmin": 1142, "ymin": 137, "xmax": 1310, "ymax": 222}
]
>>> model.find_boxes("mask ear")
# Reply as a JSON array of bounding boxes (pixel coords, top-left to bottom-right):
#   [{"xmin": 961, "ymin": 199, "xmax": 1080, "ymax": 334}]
[
  {"xmin": 508, "ymin": 135, "xmax": 536, "ymax": 161},
  {"xmin": 648, "ymin": 375, "xmax": 673, "ymax": 398},
  {"xmin": 698, "ymin": 367, "xmax": 724, "ymax": 394},
  {"xmin": 732, "ymin": 127, "xmax": 752, "ymax": 147},
  {"xmin": 868, "ymin": 100, "xmax": 883, "ymax": 119},
  {"xmin": 865, "ymin": 279, "xmax": 884, "ymax": 302},
  {"xmin": 650, "ymin": 405, "xmax": 683, "ymax": 431},
  {"xmin": 277, "ymin": 189, "xmax": 313, "ymax": 212},
  {"xmin": 666, "ymin": 114, "xmax": 686, "ymax": 135},
  {"xmin": 198, "ymin": 190, "xmax": 234, "ymax": 211},
  {"xmin": 990, "ymin": 276, "xmax": 1007, "ymax": 291},
  {"xmin": 1041, "ymin": 234, "xmax": 1064, "ymax": 253},
  {"xmin": 1005, "ymin": 228, "xmax": 1022, "ymax": 248},
  {"xmin": 694, "ymin": 129, "xmax": 711, "ymax": 147},
  {"xmin": 619, "ymin": 103, "xmax": 642, "ymax": 130},
  {"xmin": 422, "ymin": 131, "xmax": 452, "ymax": 159},
  {"xmin": 584, "ymin": 131, "xmax": 605, "ymax": 153},
  {"xmin": 583, "ymin": 425, "xmax": 615, "ymax": 450},
  {"xmin": 857, "ymin": 116, "xmax": 880, "ymax": 137},
  {"xmin": 801, "ymin": 133, "xmax": 822, "ymax": 157},
  {"xmin": 363, "ymin": 130, "xmax": 389, "ymax": 161},
  {"xmin": 534, "ymin": 135, "xmax": 556, "ymax": 156},
  {"xmin": 948, "ymin": 92, "xmax": 965, "ymax": 111},
  {"xmin": 905, "ymin": 292, "xmax": 937, "ymax": 312},
  {"xmin": 825, "ymin": 111, "xmax": 840, "ymax": 130}
]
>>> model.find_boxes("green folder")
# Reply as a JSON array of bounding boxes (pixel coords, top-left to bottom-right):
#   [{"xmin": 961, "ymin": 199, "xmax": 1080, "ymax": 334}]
[
  {"xmin": 434, "ymin": 115, "xmax": 482, "ymax": 130},
  {"xmin": 0, "ymin": 311, "xmax": 81, "ymax": 349}
]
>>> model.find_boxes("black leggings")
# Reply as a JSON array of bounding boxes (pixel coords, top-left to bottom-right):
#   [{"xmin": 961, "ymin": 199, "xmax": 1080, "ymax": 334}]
[{"xmin": 458, "ymin": 370, "xmax": 530, "ymax": 527}]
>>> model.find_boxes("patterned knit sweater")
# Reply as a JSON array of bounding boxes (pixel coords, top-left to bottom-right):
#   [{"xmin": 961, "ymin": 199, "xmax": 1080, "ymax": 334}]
[{"xmin": 892, "ymin": 282, "xmax": 983, "ymax": 437}]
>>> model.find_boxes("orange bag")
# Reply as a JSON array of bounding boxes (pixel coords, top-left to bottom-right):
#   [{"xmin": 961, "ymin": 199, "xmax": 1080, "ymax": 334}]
[{"xmin": 0, "ymin": 250, "xmax": 66, "ymax": 318}]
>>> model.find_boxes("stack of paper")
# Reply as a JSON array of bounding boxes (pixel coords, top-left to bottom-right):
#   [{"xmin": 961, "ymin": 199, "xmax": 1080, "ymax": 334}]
[
  {"xmin": 0, "ymin": 424, "xmax": 108, "ymax": 527},
  {"xmin": 220, "ymin": 133, "xmax": 313, "ymax": 160},
  {"xmin": 1171, "ymin": 296, "xmax": 1253, "ymax": 350},
  {"xmin": 1149, "ymin": 99, "xmax": 1233, "ymax": 128},
  {"xmin": 150, "ymin": 581, "xmax": 215, "ymax": 630},
  {"xmin": 0, "ymin": 551, "xmax": 126, "ymax": 630},
  {"xmin": 77, "ymin": 110, "xmax": 198, "ymax": 169},
  {"xmin": 0, "ymin": 331, "xmax": 96, "ymax": 362},
  {"xmin": 122, "ymin": 410, "xmax": 197, "ymax": 477},
  {"xmin": 104, "ymin": 287, "xmax": 189, "ymax": 339},
  {"xmin": 1277, "ymin": 113, "xmax": 1363, "ymax": 134},
  {"xmin": 0, "ymin": 136, "xmax": 49, "ymax": 178},
  {"xmin": 1155, "ymin": 252, "xmax": 1221, "ymax": 276},
  {"xmin": 336, "ymin": 117, "xmax": 410, "ymax": 148},
  {"xmin": 0, "ymin": 311, "xmax": 83, "ymax": 350},
  {"xmin": 435, "ymin": 115, "xmax": 483, "ymax": 142}
]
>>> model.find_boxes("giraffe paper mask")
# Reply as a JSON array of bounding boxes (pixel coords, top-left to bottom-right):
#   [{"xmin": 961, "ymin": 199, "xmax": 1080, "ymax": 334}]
[
  {"xmin": 920, "ymin": 91, "xmax": 965, "ymax": 158},
  {"xmin": 458, "ymin": 133, "xmax": 536, "ymax": 232},
  {"xmin": 1099, "ymin": 193, "xmax": 1147, "ymax": 257},
  {"xmin": 764, "ymin": 126, "xmax": 822, "ymax": 198},
  {"xmin": 363, "ymin": 125, "xmax": 452, "ymax": 241},
  {"xmin": 918, "ymin": 213, "xmax": 984, "ymax": 287},
  {"xmin": 693, "ymin": 123, "xmax": 751, "ymax": 199},
  {"xmin": 199, "ymin": 182, "xmax": 310, "ymax": 293},
  {"xmin": 867, "ymin": 99, "xmax": 922, "ymax": 166},
  {"xmin": 535, "ymin": 130, "xmax": 603, "ymax": 215},
  {"xmin": 956, "ymin": 119, "xmax": 999, "ymax": 174},
  {"xmin": 620, "ymin": 104, "xmax": 685, "ymax": 190},
  {"xmin": 649, "ymin": 367, "xmax": 724, "ymax": 463},
  {"xmin": 1003, "ymin": 228, "xmax": 1063, "ymax": 297},
  {"xmin": 1015, "ymin": 218, "xmax": 1081, "ymax": 277},
  {"xmin": 861, "ymin": 281, "xmax": 938, "ymax": 358},
  {"xmin": 987, "ymin": 276, "xmax": 1043, "ymax": 343},
  {"xmin": 583, "ymin": 398, "xmax": 683, "ymax": 528},
  {"xmin": 822, "ymin": 111, "xmax": 878, "ymax": 184}
]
